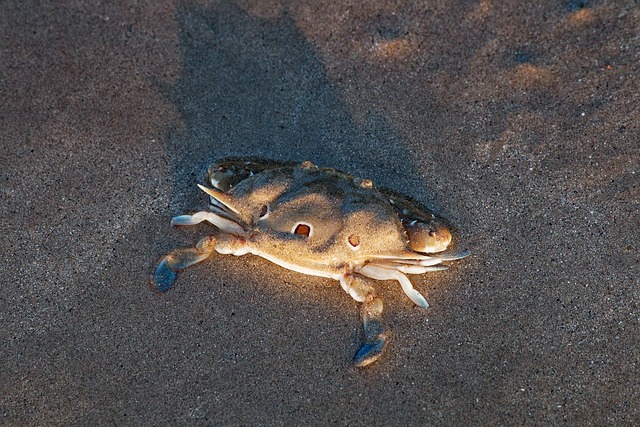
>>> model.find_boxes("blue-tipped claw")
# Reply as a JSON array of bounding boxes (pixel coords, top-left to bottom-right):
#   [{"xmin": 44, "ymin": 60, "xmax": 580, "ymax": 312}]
[
  {"xmin": 153, "ymin": 258, "xmax": 177, "ymax": 292},
  {"xmin": 354, "ymin": 339, "xmax": 386, "ymax": 368},
  {"xmin": 152, "ymin": 244, "xmax": 215, "ymax": 293}
]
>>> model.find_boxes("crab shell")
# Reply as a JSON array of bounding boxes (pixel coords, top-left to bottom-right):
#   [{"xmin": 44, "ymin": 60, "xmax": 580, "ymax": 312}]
[{"xmin": 191, "ymin": 160, "xmax": 461, "ymax": 307}]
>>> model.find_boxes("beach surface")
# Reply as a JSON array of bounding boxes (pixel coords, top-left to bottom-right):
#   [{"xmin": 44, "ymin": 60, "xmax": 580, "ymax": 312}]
[{"xmin": 2, "ymin": 1, "xmax": 638, "ymax": 425}]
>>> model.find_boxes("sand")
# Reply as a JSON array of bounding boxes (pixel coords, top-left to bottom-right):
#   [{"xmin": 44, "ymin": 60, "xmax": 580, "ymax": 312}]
[{"xmin": 2, "ymin": 0, "xmax": 638, "ymax": 425}]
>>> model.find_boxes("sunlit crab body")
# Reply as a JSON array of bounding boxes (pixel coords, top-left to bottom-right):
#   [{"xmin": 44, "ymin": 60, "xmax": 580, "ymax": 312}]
[{"xmin": 154, "ymin": 159, "xmax": 467, "ymax": 367}]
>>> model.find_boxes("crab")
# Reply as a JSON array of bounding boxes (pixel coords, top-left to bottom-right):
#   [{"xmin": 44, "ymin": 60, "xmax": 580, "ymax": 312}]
[{"xmin": 153, "ymin": 159, "xmax": 468, "ymax": 367}]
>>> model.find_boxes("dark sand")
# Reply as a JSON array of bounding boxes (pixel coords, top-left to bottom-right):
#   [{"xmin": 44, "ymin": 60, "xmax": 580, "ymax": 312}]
[{"xmin": 2, "ymin": 1, "xmax": 638, "ymax": 425}]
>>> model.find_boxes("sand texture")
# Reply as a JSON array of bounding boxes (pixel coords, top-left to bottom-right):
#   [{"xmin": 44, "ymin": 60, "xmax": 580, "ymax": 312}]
[{"xmin": 2, "ymin": 0, "xmax": 639, "ymax": 425}]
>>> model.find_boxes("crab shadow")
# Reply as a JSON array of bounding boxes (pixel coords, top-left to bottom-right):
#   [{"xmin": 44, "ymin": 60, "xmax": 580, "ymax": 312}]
[{"xmin": 160, "ymin": 0, "xmax": 425, "ymax": 209}]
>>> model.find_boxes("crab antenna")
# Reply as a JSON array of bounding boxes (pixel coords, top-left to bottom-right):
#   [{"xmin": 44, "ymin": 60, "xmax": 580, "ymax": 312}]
[{"xmin": 197, "ymin": 184, "xmax": 241, "ymax": 214}]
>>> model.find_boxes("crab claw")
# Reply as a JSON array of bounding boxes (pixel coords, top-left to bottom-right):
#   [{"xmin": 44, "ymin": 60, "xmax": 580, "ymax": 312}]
[
  {"xmin": 153, "ymin": 258, "xmax": 178, "ymax": 292},
  {"xmin": 340, "ymin": 275, "xmax": 389, "ymax": 367},
  {"xmin": 354, "ymin": 293, "xmax": 387, "ymax": 367},
  {"xmin": 354, "ymin": 339, "xmax": 386, "ymax": 367},
  {"xmin": 152, "ymin": 238, "xmax": 219, "ymax": 292}
]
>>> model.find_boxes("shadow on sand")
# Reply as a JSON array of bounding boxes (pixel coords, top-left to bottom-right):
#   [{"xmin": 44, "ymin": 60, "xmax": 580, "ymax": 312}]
[{"xmin": 159, "ymin": 0, "xmax": 424, "ymax": 209}]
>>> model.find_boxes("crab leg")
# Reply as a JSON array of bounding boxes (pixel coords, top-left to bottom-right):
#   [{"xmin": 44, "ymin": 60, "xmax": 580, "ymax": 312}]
[
  {"xmin": 371, "ymin": 263, "xmax": 448, "ymax": 275},
  {"xmin": 340, "ymin": 275, "xmax": 387, "ymax": 367},
  {"xmin": 439, "ymin": 250, "xmax": 471, "ymax": 261},
  {"xmin": 171, "ymin": 211, "xmax": 245, "ymax": 235},
  {"xmin": 153, "ymin": 234, "xmax": 248, "ymax": 292},
  {"xmin": 358, "ymin": 264, "xmax": 429, "ymax": 308}
]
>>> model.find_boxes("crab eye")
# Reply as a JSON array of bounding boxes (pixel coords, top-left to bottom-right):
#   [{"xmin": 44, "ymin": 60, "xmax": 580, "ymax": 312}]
[
  {"xmin": 293, "ymin": 223, "xmax": 312, "ymax": 237},
  {"xmin": 259, "ymin": 205, "xmax": 269, "ymax": 219},
  {"xmin": 348, "ymin": 234, "xmax": 360, "ymax": 248}
]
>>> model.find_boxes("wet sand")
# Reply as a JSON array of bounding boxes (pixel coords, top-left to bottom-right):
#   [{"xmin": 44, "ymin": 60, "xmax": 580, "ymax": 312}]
[{"xmin": 2, "ymin": 1, "xmax": 638, "ymax": 425}]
